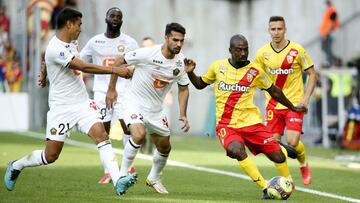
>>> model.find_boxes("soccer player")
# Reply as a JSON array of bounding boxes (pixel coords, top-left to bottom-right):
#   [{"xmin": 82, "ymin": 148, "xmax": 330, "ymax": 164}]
[
  {"xmin": 106, "ymin": 22, "xmax": 192, "ymax": 194},
  {"xmin": 3, "ymin": 8, "xmax": 137, "ymax": 196},
  {"xmin": 255, "ymin": 16, "xmax": 317, "ymax": 185},
  {"xmin": 80, "ymin": 7, "xmax": 138, "ymax": 184},
  {"xmin": 185, "ymin": 34, "xmax": 307, "ymax": 199}
]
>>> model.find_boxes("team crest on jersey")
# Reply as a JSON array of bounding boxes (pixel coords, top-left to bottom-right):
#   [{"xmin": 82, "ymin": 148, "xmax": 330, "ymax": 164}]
[
  {"xmin": 131, "ymin": 114, "xmax": 138, "ymax": 119},
  {"xmin": 50, "ymin": 128, "xmax": 57, "ymax": 135},
  {"xmin": 246, "ymin": 73, "xmax": 254, "ymax": 82},
  {"xmin": 173, "ymin": 68, "xmax": 180, "ymax": 76},
  {"xmin": 249, "ymin": 69, "xmax": 258, "ymax": 76},
  {"xmin": 289, "ymin": 50, "xmax": 298, "ymax": 57},
  {"xmin": 117, "ymin": 45, "xmax": 125, "ymax": 53},
  {"xmin": 287, "ymin": 55, "xmax": 293, "ymax": 64}
]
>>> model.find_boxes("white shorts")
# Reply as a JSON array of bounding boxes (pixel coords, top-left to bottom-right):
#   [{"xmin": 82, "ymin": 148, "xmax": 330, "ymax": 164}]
[
  {"xmin": 124, "ymin": 103, "xmax": 170, "ymax": 136},
  {"xmin": 94, "ymin": 91, "xmax": 125, "ymax": 122},
  {"xmin": 46, "ymin": 99, "xmax": 102, "ymax": 142}
]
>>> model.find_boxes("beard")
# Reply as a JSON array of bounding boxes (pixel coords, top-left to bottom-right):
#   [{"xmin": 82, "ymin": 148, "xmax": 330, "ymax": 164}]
[{"xmin": 106, "ymin": 20, "xmax": 121, "ymax": 32}]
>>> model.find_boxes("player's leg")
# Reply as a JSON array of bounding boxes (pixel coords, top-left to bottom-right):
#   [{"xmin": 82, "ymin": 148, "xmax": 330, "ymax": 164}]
[
  {"xmin": 266, "ymin": 109, "xmax": 297, "ymax": 159},
  {"xmin": 146, "ymin": 133, "xmax": 170, "ymax": 194},
  {"xmin": 285, "ymin": 111, "xmax": 311, "ymax": 185},
  {"xmin": 217, "ymin": 126, "xmax": 267, "ymax": 192},
  {"xmin": 79, "ymin": 100, "xmax": 137, "ymax": 195},
  {"xmin": 4, "ymin": 140, "xmax": 63, "ymax": 191},
  {"xmin": 119, "ymin": 118, "xmax": 136, "ymax": 174},
  {"xmin": 97, "ymin": 120, "xmax": 112, "ymax": 184}
]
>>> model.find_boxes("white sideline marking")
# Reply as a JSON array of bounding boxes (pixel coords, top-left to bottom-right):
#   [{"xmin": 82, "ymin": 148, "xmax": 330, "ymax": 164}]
[{"xmin": 18, "ymin": 131, "xmax": 360, "ymax": 203}]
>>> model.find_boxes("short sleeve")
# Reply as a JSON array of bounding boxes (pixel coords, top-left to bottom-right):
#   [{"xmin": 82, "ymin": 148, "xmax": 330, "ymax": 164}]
[
  {"xmin": 177, "ymin": 73, "xmax": 190, "ymax": 86},
  {"xmin": 299, "ymin": 47, "xmax": 314, "ymax": 71},
  {"xmin": 254, "ymin": 67, "xmax": 272, "ymax": 90},
  {"xmin": 48, "ymin": 46, "xmax": 75, "ymax": 68},
  {"xmin": 124, "ymin": 47, "xmax": 148, "ymax": 65},
  {"xmin": 201, "ymin": 62, "xmax": 217, "ymax": 85}
]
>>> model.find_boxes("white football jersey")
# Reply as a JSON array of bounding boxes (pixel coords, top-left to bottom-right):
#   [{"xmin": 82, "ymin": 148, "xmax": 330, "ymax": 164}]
[
  {"xmin": 124, "ymin": 44, "xmax": 190, "ymax": 112},
  {"xmin": 80, "ymin": 33, "xmax": 139, "ymax": 94},
  {"xmin": 45, "ymin": 36, "xmax": 88, "ymax": 108}
]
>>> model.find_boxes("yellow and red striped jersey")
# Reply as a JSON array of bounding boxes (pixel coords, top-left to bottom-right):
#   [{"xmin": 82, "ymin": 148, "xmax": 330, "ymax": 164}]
[
  {"xmin": 201, "ymin": 59, "xmax": 272, "ymax": 128},
  {"xmin": 255, "ymin": 41, "xmax": 314, "ymax": 110}
]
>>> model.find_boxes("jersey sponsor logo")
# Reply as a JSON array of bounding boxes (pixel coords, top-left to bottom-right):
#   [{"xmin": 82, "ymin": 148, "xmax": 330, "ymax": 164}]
[
  {"xmin": 117, "ymin": 45, "xmax": 125, "ymax": 53},
  {"xmin": 153, "ymin": 59, "xmax": 163, "ymax": 64},
  {"xmin": 95, "ymin": 40, "xmax": 105, "ymax": 43},
  {"xmin": 102, "ymin": 57, "xmax": 115, "ymax": 67},
  {"xmin": 218, "ymin": 81, "xmax": 250, "ymax": 92},
  {"xmin": 173, "ymin": 68, "xmax": 180, "ymax": 76},
  {"xmin": 267, "ymin": 67, "xmax": 294, "ymax": 75},
  {"xmin": 152, "ymin": 74, "xmax": 173, "ymax": 88},
  {"xmin": 289, "ymin": 118, "xmax": 303, "ymax": 123},
  {"xmin": 175, "ymin": 60, "xmax": 183, "ymax": 67}
]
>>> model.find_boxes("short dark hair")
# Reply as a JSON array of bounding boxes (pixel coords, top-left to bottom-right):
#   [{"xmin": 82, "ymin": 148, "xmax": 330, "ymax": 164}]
[
  {"xmin": 106, "ymin": 7, "xmax": 122, "ymax": 17},
  {"xmin": 165, "ymin": 22, "xmax": 186, "ymax": 36},
  {"xmin": 56, "ymin": 7, "xmax": 82, "ymax": 29},
  {"xmin": 269, "ymin": 16, "xmax": 285, "ymax": 23}
]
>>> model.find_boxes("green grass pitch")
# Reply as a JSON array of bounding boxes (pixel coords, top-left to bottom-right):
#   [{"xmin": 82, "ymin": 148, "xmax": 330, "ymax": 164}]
[{"xmin": 1, "ymin": 131, "xmax": 360, "ymax": 202}]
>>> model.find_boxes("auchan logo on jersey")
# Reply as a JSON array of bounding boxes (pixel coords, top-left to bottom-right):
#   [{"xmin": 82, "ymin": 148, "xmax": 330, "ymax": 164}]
[
  {"xmin": 218, "ymin": 81, "xmax": 249, "ymax": 92},
  {"xmin": 267, "ymin": 67, "xmax": 294, "ymax": 75}
]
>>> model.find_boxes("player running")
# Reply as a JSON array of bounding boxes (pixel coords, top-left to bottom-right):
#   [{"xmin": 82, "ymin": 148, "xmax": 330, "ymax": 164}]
[
  {"xmin": 185, "ymin": 34, "xmax": 306, "ymax": 199},
  {"xmin": 255, "ymin": 16, "xmax": 317, "ymax": 185},
  {"xmin": 80, "ymin": 7, "xmax": 138, "ymax": 184}
]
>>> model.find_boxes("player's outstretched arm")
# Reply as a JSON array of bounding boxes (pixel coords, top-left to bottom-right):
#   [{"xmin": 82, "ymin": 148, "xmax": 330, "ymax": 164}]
[
  {"xmin": 38, "ymin": 61, "xmax": 47, "ymax": 88},
  {"xmin": 184, "ymin": 58, "xmax": 208, "ymax": 89},
  {"xmin": 69, "ymin": 57, "xmax": 133, "ymax": 78},
  {"xmin": 266, "ymin": 84, "xmax": 308, "ymax": 113},
  {"xmin": 178, "ymin": 85, "xmax": 190, "ymax": 132}
]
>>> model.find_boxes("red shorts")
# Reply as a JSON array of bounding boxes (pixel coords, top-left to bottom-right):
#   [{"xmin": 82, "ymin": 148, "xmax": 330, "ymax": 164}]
[
  {"xmin": 216, "ymin": 123, "xmax": 281, "ymax": 155},
  {"xmin": 265, "ymin": 109, "xmax": 304, "ymax": 135}
]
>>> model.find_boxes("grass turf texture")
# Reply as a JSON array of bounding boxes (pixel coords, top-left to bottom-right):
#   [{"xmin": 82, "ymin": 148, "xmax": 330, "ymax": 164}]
[{"xmin": 1, "ymin": 131, "xmax": 360, "ymax": 202}]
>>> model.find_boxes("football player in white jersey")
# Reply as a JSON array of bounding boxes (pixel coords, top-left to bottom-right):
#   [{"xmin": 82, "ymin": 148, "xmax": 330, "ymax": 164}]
[
  {"xmin": 80, "ymin": 7, "xmax": 139, "ymax": 184},
  {"xmin": 4, "ymin": 8, "xmax": 137, "ymax": 196},
  {"xmin": 107, "ymin": 22, "xmax": 196, "ymax": 194}
]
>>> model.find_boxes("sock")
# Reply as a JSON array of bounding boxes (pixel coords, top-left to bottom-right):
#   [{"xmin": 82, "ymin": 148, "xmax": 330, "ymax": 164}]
[
  {"xmin": 294, "ymin": 140, "xmax": 306, "ymax": 166},
  {"xmin": 123, "ymin": 134, "xmax": 131, "ymax": 146},
  {"xmin": 147, "ymin": 148, "xmax": 169, "ymax": 181},
  {"xmin": 274, "ymin": 146, "xmax": 292, "ymax": 180},
  {"xmin": 97, "ymin": 140, "xmax": 120, "ymax": 186},
  {"xmin": 239, "ymin": 157, "xmax": 267, "ymax": 190},
  {"xmin": 12, "ymin": 150, "xmax": 48, "ymax": 170},
  {"xmin": 119, "ymin": 137, "xmax": 141, "ymax": 177}
]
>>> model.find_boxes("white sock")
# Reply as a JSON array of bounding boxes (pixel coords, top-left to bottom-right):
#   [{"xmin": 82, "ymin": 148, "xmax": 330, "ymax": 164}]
[
  {"xmin": 97, "ymin": 140, "xmax": 120, "ymax": 186},
  {"xmin": 147, "ymin": 148, "xmax": 169, "ymax": 181},
  {"xmin": 123, "ymin": 133, "xmax": 131, "ymax": 146},
  {"xmin": 119, "ymin": 137, "xmax": 141, "ymax": 177},
  {"xmin": 12, "ymin": 150, "xmax": 48, "ymax": 171}
]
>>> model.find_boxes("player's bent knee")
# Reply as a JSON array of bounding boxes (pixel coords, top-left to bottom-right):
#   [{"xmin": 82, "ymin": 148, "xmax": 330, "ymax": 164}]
[
  {"xmin": 45, "ymin": 153, "xmax": 59, "ymax": 164},
  {"xmin": 157, "ymin": 144, "xmax": 171, "ymax": 154},
  {"xmin": 270, "ymin": 151, "xmax": 286, "ymax": 163}
]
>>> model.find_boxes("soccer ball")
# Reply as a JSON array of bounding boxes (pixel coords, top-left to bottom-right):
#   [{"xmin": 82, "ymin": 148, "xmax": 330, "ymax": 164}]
[{"xmin": 267, "ymin": 176, "xmax": 293, "ymax": 200}]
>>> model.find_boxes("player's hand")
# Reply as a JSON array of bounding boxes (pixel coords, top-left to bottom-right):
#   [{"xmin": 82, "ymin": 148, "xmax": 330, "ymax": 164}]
[
  {"xmin": 113, "ymin": 64, "xmax": 133, "ymax": 79},
  {"xmin": 106, "ymin": 88, "xmax": 117, "ymax": 109},
  {"xmin": 38, "ymin": 61, "xmax": 47, "ymax": 88},
  {"xmin": 179, "ymin": 116, "xmax": 190, "ymax": 132},
  {"xmin": 184, "ymin": 58, "xmax": 196, "ymax": 73},
  {"xmin": 292, "ymin": 104, "xmax": 308, "ymax": 113}
]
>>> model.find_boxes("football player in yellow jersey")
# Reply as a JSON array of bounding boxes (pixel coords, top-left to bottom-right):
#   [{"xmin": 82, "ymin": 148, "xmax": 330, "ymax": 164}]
[
  {"xmin": 255, "ymin": 16, "xmax": 318, "ymax": 185},
  {"xmin": 185, "ymin": 34, "xmax": 307, "ymax": 199}
]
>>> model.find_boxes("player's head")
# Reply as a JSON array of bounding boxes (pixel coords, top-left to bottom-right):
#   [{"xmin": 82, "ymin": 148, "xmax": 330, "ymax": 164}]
[
  {"xmin": 105, "ymin": 7, "xmax": 123, "ymax": 32},
  {"xmin": 268, "ymin": 16, "xmax": 286, "ymax": 44},
  {"xmin": 229, "ymin": 34, "xmax": 248, "ymax": 63},
  {"xmin": 141, "ymin": 37, "xmax": 156, "ymax": 48},
  {"xmin": 164, "ymin": 22, "xmax": 186, "ymax": 55},
  {"xmin": 56, "ymin": 7, "xmax": 82, "ymax": 40}
]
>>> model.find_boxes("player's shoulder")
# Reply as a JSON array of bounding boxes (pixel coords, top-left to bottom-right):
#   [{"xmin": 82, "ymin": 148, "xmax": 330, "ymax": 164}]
[
  {"xmin": 46, "ymin": 36, "xmax": 65, "ymax": 55},
  {"xmin": 289, "ymin": 41, "xmax": 306, "ymax": 51},
  {"xmin": 257, "ymin": 42, "xmax": 272, "ymax": 53}
]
